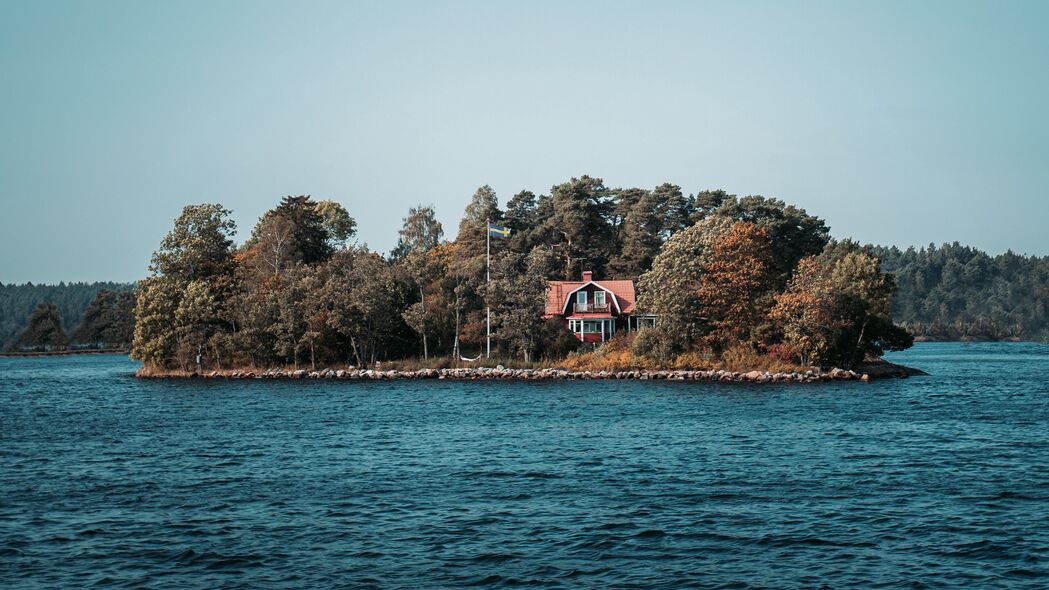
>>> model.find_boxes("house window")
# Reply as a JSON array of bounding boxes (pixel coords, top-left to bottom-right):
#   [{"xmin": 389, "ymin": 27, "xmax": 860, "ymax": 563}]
[
  {"xmin": 576, "ymin": 291, "xmax": 587, "ymax": 306},
  {"xmin": 594, "ymin": 291, "xmax": 606, "ymax": 306}
]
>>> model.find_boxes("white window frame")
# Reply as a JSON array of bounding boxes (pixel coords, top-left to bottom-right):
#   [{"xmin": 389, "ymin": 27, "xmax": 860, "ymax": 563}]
[
  {"xmin": 576, "ymin": 291, "xmax": 587, "ymax": 306},
  {"xmin": 594, "ymin": 291, "xmax": 606, "ymax": 306}
]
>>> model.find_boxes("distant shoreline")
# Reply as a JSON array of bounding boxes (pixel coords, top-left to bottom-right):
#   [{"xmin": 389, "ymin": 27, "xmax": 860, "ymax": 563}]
[{"xmin": 0, "ymin": 348, "xmax": 128, "ymax": 357}]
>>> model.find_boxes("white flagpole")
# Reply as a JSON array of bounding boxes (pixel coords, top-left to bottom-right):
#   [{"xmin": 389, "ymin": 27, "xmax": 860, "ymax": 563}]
[{"xmin": 486, "ymin": 219, "xmax": 491, "ymax": 359}]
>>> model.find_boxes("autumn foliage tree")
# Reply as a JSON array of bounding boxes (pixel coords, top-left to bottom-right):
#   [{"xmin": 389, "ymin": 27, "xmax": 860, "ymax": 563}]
[
  {"xmin": 772, "ymin": 246, "xmax": 913, "ymax": 368},
  {"xmin": 695, "ymin": 221, "xmax": 777, "ymax": 352},
  {"xmin": 636, "ymin": 215, "xmax": 734, "ymax": 351}
]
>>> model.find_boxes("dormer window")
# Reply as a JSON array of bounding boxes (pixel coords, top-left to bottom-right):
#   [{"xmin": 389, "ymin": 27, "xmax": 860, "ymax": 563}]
[
  {"xmin": 576, "ymin": 291, "xmax": 587, "ymax": 306},
  {"xmin": 594, "ymin": 291, "xmax": 606, "ymax": 306}
]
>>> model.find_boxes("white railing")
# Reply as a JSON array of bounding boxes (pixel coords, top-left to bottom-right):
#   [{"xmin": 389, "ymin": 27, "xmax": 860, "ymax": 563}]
[{"xmin": 575, "ymin": 303, "xmax": 610, "ymax": 313}]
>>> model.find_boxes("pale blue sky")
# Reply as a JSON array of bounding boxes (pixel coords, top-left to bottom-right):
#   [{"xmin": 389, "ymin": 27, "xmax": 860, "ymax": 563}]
[{"xmin": 1, "ymin": 0, "xmax": 1046, "ymax": 283}]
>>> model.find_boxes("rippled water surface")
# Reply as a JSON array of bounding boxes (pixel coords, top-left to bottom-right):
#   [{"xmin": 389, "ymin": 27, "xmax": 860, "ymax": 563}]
[{"xmin": 2, "ymin": 343, "xmax": 1049, "ymax": 588}]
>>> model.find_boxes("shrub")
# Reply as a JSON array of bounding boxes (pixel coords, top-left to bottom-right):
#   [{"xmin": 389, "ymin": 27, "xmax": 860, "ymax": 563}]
[
  {"xmin": 631, "ymin": 326, "xmax": 683, "ymax": 362},
  {"xmin": 721, "ymin": 342, "xmax": 804, "ymax": 373},
  {"xmin": 766, "ymin": 342, "xmax": 798, "ymax": 364},
  {"xmin": 671, "ymin": 351, "xmax": 714, "ymax": 370},
  {"xmin": 537, "ymin": 318, "xmax": 584, "ymax": 360},
  {"xmin": 720, "ymin": 343, "xmax": 763, "ymax": 372}
]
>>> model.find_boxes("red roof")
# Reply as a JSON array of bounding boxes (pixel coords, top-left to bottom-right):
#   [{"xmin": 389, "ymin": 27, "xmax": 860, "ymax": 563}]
[{"xmin": 545, "ymin": 278, "xmax": 637, "ymax": 316}]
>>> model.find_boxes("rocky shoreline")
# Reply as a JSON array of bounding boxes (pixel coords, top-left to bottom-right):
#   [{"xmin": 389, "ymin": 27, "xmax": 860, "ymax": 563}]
[{"xmin": 137, "ymin": 360, "xmax": 924, "ymax": 382}]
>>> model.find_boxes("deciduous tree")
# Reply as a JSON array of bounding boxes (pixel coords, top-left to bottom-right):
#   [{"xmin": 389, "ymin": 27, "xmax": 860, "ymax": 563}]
[
  {"xmin": 315, "ymin": 200, "xmax": 357, "ymax": 249},
  {"xmin": 636, "ymin": 215, "xmax": 734, "ymax": 347},
  {"xmin": 772, "ymin": 249, "xmax": 912, "ymax": 367},
  {"xmin": 7, "ymin": 302, "xmax": 69, "ymax": 352},
  {"xmin": 695, "ymin": 221, "xmax": 777, "ymax": 352},
  {"xmin": 149, "ymin": 204, "xmax": 236, "ymax": 282}
]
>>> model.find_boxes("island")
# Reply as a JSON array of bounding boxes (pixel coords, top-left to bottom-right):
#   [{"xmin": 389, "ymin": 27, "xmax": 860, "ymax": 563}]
[{"xmin": 119, "ymin": 179, "xmax": 927, "ymax": 381}]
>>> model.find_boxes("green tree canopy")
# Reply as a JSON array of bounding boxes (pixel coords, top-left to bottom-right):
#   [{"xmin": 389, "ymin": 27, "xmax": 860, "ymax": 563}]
[
  {"xmin": 391, "ymin": 205, "xmax": 444, "ymax": 260},
  {"xmin": 149, "ymin": 204, "xmax": 236, "ymax": 281},
  {"xmin": 315, "ymin": 199, "xmax": 357, "ymax": 249},
  {"xmin": 7, "ymin": 302, "xmax": 69, "ymax": 352},
  {"xmin": 455, "ymin": 185, "xmax": 503, "ymax": 255},
  {"xmin": 71, "ymin": 289, "xmax": 135, "ymax": 348},
  {"xmin": 538, "ymin": 175, "xmax": 614, "ymax": 279}
]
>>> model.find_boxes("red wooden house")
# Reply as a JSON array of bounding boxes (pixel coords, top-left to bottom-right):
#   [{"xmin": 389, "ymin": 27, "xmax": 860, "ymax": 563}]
[{"xmin": 544, "ymin": 271, "xmax": 656, "ymax": 343}]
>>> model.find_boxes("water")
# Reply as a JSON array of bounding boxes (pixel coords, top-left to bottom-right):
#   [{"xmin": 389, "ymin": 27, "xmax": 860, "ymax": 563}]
[{"xmin": 2, "ymin": 343, "xmax": 1048, "ymax": 588}]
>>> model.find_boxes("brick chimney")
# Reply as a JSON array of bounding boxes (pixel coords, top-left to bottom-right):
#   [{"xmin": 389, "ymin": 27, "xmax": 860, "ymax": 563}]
[{"xmin": 582, "ymin": 270, "xmax": 593, "ymax": 282}]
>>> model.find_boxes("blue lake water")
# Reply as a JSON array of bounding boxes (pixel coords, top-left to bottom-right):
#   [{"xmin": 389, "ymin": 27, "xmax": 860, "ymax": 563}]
[{"xmin": 2, "ymin": 343, "xmax": 1049, "ymax": 588}]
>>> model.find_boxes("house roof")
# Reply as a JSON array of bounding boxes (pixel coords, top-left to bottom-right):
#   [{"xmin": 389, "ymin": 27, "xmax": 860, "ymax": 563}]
[{"xmin": 545, "ymin": 278, "xmax": 637, "ymax": 316}]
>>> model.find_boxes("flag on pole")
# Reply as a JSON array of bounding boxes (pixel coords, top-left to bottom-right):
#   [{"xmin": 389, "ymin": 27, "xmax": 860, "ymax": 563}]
[{"xmin": 487, "ymin": 223, "xmax": 511, "ymax": 238}]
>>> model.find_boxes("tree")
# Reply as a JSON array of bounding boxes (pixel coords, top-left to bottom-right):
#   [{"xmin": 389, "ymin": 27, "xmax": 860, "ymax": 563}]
[
  {"xmin": 503, "ymin": 190, "xmax": 541, "ymax": 253},
  {"xmin": 400, "ymin": 252, "xmax": 447, "ymax": 360},
  {"xmin": 391, "ymin": 205, "xmax": 444, "ymax": 260},
  {"xmin": 174, "ymin": 280, "xmax": 222, "ymax": 370},
  {"xmin": 608, "ymin": 183, "xmax": 693, "ymax": 278},
  {"xmin": 874, "ymin": 242, "xmax": 1049, "ymax": 342},
  {"xmin": 315, "ymin": 200, "xmax": 357, "ymax": 249},
  {"xmin": 689, "ymin": 189, "xmax": 734, "ymax": 222},
  {"xmin": 149, "ymin": 204, "xmax": 236, "ymax": 282},
  {"xmin": 768, "ymin": 258, "xmax": 835, "ymax": 366},
  {"xmin": 228, "ymin": 271, "xmax": 282, "ymax": 368},
  {"xmin": 7, "ymin": 302, "xmax": 69, "ymax": 352},
  {"xmin": 455, "ymin": 185, "xmax": 503, "ymax": 254},
  {"xmin": 130, "ymin": 276, "xmax": 182, "ymax": 367},
  {"xmin": 654, "ymin": 183, "xmax": 692, "ymax": 235},
  {"xmin": 298, "ymin": 266, "xmax": 332, "ymax": 370},
  {"xmin": 135, "ymin": 203, "xmax": 236, "ymax": 369},
  {"xmin": 270, "ymin": 267, "xmax": 310, "ymax": 369},
  {"xmin": 710, "ymin": 195, "xmax": 829, "ymax": 283},
  {"xmin": 490, "ymin": 247, "xmax": 559, "ymax": 361},
  {"xmin": 247, "ymin": 212, "xmax": 298, "ymax": 279},
  {"xmin": 610, "ymin": 190, "xmax": 665, "ymax": 278},
  {"xmin": 694, "ymin": 221, "xmax": 777, "ymax": 352},
  {"xmin": 0, "ymin": 282, "xmax": 133, "ymax": 347},
  {"xmin": 538, "ymin": 176, "xmax": 614, "ymax": 279},
  {"xmin": 269, "ymin": 195, "xmax": 333, "ymax": 264},
  {"xmin": 772, "ymin": 249, "xmax": 913, "ymax": 368},
  {"xmin": 71, "ymin": 289, "xmax": 135, "ymax": 348},
  {"xmin": 610, "ymin": 187, "xmax": 648, "ymax": 243},
  {"xmin": 448, "ymin": 186, "xmax": 504, "ymax": 353},
  {"xmin": 392, "ymin": 205, "xmax": 445, "ymax": 358},
  {"xmin": 325, "ymin": 250, "xmax": 403, "ymax": 366},
  {"xmin": 636, "ymin": 215, "xmax": 735, "ymax": 347}
]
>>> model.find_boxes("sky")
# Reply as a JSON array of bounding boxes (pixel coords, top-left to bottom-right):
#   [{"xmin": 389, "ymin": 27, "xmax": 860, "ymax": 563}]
[{"xmin": 1, "ymin": 0, "xmax": 1046, "ymax": 283}]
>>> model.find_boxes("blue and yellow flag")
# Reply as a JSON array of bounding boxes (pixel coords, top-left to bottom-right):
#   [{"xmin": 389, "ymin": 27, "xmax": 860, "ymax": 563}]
[{"xmin": 487, "ymin": 223, "xmax": 511, "ymax": 238}]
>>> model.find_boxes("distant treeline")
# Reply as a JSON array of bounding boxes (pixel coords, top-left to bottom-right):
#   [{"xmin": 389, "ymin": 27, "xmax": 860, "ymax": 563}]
[
  {"xmin": 876, "ymin": 243, "xmax": 1049, "ymax": 342},
  {"xmin": 1, "ymin": 283, "xmax": 135, "ymax": 351}
]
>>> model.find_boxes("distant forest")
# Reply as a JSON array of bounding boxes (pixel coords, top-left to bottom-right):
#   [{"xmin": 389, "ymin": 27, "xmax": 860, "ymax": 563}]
[
  {"xmin": 877, "ymin": 244, "xmax": 1049, "ymax": 342},
  {"xmin": 3, "ymin": 225, "xmax": 1048, "ymax": 353},
  {"xmin": 0, "ymin": 282, "xmax": 134, "ymax": 350}
]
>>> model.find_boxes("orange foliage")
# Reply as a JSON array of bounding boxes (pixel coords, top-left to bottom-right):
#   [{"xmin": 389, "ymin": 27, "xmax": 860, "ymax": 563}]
[{"xmin": 695, "ymin": 221, "xmax": 776, "ymax": 351}]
